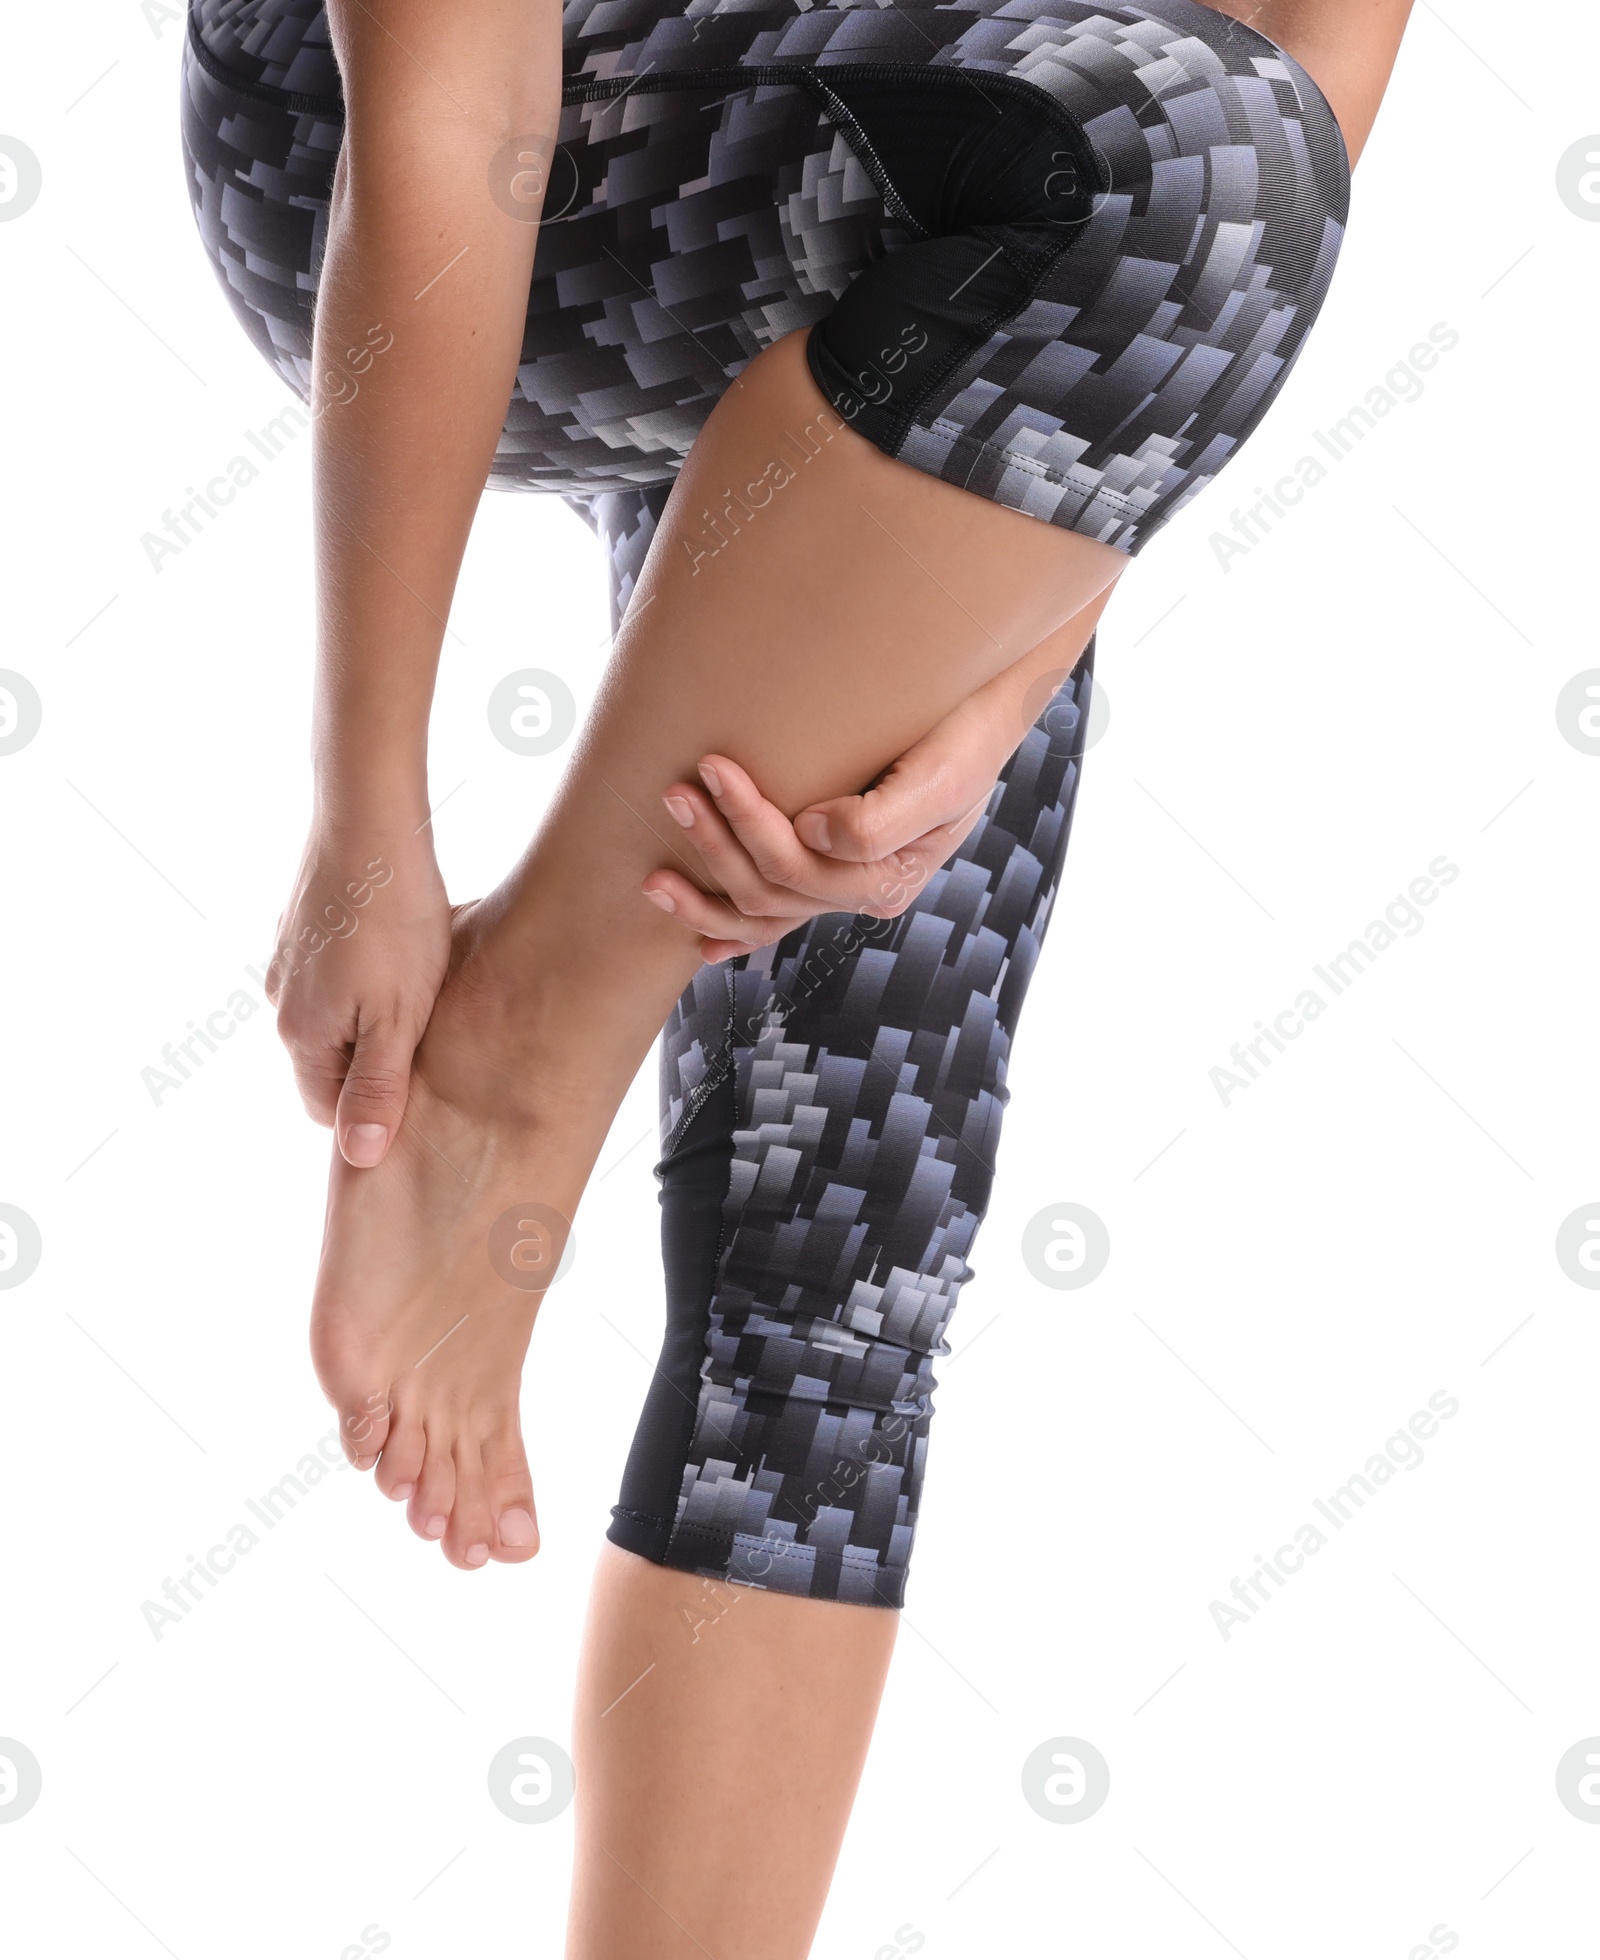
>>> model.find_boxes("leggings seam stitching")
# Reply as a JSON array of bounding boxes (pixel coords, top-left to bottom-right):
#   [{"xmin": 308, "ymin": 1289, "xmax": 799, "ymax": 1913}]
[
  {"xmin": 569, "ymin": 63, "xmax": 927, "ymax": 236},
  {"xmin": 186, "ymin": 10, "xmax": 343, "ymax": 115},
  {"xmin": 610, "ymin": 1504, "xmax": 663, "ymax": 1529},
  {"xmin": 903, "ymin": 415, "xmax": 1153, "ymax": 514},
  {"xmin": 661, "ymin": 964, "xmax": 738, "ymax": 1157},
  {"xmin": 663, "ymin": 1518, "xmax": 896, "ymax": 1558}
]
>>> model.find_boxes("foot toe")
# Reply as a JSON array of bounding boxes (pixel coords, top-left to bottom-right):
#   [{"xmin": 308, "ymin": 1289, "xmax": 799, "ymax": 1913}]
[
  {"xmin": 446, "ymin": 1440, "xmax": 493, "ymax": 1571},
  {"xmin": 484, "ymin": 1428, "xmax": 539, "ymax": 1562},
  {"xmin": 311, "ymin": 1319, "xmax": 395, "ymax": 1470},
  {"xmin": 375, "ymin": 1406, "xmax": 425, "ymax": 1502},
  {"xmin": 409, "ymin": 1425, "xmax": 456, "ymax": 1543},
  {"xmin": 337, "ymin": 1387, "xmax": 392, "ymax": 1470},
  {"xmin": 497, "ymin": 1507, "xmax": 538, "ymax": 1552}
]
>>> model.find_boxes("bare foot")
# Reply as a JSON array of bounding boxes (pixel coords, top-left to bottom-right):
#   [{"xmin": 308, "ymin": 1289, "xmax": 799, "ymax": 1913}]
[{"xmin": 309, "ymin": 907, "xmax": 600, "ymax": 1570}]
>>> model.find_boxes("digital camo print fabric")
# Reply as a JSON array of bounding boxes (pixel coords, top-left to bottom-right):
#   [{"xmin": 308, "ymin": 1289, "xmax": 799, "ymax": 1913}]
[{"xmin": 182, "ymin": 0, "xmax": 1348, "ymax": 552}]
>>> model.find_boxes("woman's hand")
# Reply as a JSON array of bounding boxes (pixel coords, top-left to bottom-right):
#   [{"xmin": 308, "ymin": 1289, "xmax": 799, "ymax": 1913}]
[
  {"xmin": 642, "ymin": 683, "xmax": 1026, "ymax": 960},
  {"xmin": 643, "ymin": 589, "xmax": 1110, "ymax": 959},
  {"xmin": 267, "ymin": 823, "xmax": 452, "ymax": 1164}
]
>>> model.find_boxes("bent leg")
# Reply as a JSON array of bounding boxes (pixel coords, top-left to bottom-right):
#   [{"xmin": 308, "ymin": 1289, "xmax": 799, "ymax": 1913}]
[{"xmin": 308, "ymin": 330, "xmax": 1121, "ymax": 1547}]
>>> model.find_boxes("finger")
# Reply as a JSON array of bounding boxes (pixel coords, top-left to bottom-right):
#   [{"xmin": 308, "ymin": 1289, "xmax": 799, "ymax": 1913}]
[
  {"xmin": 641, "ymin": 870, "xmax": 790, "ymax": 946},
  {"xmin": 856, "ymin": 799, "xmax": 992, "ymax": 918},
  {"xmin": 669, "ymin": 781, "xmax": 938, "ymax": 924},
  {"xmin": 793, "ymin": 789, "xmax": 903, "ymax": 863},
  {"xmin": 334, "ymin": 1019, "xmax": 416, "ymax": 1167},
  {"xmin": 699, "ymin": 937, "xmax": 771, "ymax": 963},
  {"xmin": 282, "ymin": 1033, "xmax": 346, "ymax": 1128},
  {"xmin": 263, "ymin": 941, "xmax": 287, "ymax": 1007},
  {"xmin": 795, "ymin": 752, "xmax": 975, "ymax": 865},
  {"xmin": 690, "ymin": 758, "xmax": 890, "ymax": 908},
  {"xmin": 661, "ymin": 784, "xmax": 818, "ymax": 916},
  {"xmin": 693, "ymin": 756, "xmax": 821, "ymax": 890},
  {"xmin": 879, "ymin": 800, "xmax": 991, "ymax": 898}
]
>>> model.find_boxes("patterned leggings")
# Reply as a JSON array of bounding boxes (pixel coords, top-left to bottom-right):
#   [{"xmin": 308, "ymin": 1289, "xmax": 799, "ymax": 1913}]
[
  {"xmin": 181, "ymin": 0, "xmax": 1348, "ymax": 1603},
  {"xmin": 579, "ymin": 487, "xmax": 1093, "ymax": 1606}
]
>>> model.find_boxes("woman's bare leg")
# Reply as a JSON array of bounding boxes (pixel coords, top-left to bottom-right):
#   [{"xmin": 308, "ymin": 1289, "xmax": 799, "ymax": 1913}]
[{"xmin": 565, "ymin": 1545, "xmax": 898, "ymax": 1960}]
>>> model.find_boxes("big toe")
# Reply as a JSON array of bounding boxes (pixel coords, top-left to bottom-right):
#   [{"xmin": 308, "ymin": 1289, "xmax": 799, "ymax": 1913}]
[
  {"xmin": 485, "ymin": 1429, "xmax": 539, "ymax": 1563},
  {"xmin": 332, "ymin": 1381, "xmax": 393, "ymax": 1470},
  {"xmin": 312, "ymin": 1325, "xmax": 394, "ymax": 1470}
]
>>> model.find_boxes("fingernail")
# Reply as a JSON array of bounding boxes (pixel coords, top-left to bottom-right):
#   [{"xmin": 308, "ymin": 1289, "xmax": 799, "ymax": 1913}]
[
  {"xmin": 465, "ymin": 1543, "xmax": 489, "ymax": 1567},
  {"xmin": 425, "ymin": 1515, "xmax": 448, "ymax": 1539},
  {"xmin": 344, "ymin": 1123, "xmax": 388, "ymax": 1167},
  {"xmin": 698, "ymin": 761, "xmax": 723, "ymax": 797},
  {"xmin": 663, "ymin": 794, "xmax": 694, "ymax": 828},
  {"xmin": 643, "ymin": 888, "xmax": 676, "ymax": 913},
  {"xmin": 499, "ymin": 1508, "xmax": 538, "ymax": 1547},
  {"xmin": 797, "ymin": 813, "xmax": 830, "ymax": 851},
  {"xmin": 390, "ymin": 1482, "xmax": 414, "ymax": 1502}
]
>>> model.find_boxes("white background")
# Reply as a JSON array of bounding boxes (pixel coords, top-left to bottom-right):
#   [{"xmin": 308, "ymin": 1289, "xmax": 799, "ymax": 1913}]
[{"xmin": 3, "ymin": 2, "xmax": 1599, "ymax": 1954}]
